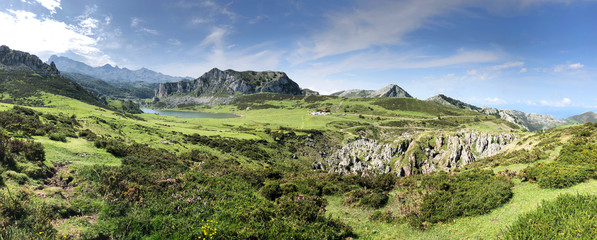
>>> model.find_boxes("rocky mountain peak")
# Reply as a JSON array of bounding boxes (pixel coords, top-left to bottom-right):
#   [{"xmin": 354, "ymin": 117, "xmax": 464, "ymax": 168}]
[
  {"xmin": 331, "ymin": 84, "xmax": 412, "ymax": 98},
  {"xmin": 0, "ymin": 45, "xmax": 60, "ymax": 76},
  {"xmin": 155, "ymin": 68, "xmax": 304, "ymax": 102},
  {"xmin": 374, "ymin": 84, "xmax": 412, "ymax": 98}
]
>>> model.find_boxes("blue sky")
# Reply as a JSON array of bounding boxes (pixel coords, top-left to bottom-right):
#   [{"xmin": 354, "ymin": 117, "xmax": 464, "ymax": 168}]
[{"xmin": 1, "ymin": 0, "xmax": 596, "ymax": 117}]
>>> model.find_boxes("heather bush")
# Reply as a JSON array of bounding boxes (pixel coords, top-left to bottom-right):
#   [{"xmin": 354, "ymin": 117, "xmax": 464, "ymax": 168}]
[{"xmin": 501, "ymin": 194, "xmax": 597, "ymax": 239}]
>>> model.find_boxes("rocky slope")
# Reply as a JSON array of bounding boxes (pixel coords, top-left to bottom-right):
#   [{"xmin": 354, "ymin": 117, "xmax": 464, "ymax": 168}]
[
  {"xmin": 0, "ymin": 45, "xmax": 59, "ymax": 76},
  {"xmin": 314, "ymin": 131, "xmax": 518, "ymax": 176},
  {"xmin": 48, "ymin": 55, "xmax": 186, "ymax": 84},
  {"xmin": 426, "ymin": 94, "xmax": 481, "ymax": 111},
  {"xmin": 331, "ymin": 84, "xmax": 412, "ymax": 98},
  {"xmin": 155, "ymin": 68, "xmax": 305, "ymax": 106},
  {"xmin": 480, "ymin": 107, "xmax": 568, "ymax": 131}
]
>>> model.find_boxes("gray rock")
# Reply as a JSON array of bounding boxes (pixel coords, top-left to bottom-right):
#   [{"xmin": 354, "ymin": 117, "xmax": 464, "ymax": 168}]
[
  {"xmin": 156, "ymin": 68, "xmax": 303, "ymax": 100},
  {"xmin": 0, "ymin": 45, "xmax": 60, "ymax": 76},
  {"xmin": 330, "ymin": 84, "xmax": 412, "ymax": 98},
  {"xmin": 317, "ymin": 131, "xmax": 519, "ymax": 176}
]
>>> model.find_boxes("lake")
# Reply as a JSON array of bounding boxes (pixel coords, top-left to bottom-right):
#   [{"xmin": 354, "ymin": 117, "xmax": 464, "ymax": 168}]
[{"xmin": 141, "ymin": 108, "xmax": 237, "ymax": 119}]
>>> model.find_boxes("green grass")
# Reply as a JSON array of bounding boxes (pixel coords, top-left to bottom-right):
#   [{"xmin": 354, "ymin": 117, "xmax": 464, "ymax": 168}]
[
  {"xmin": 33, "ymin": 136, "xmax": 121, "ymax": 167},
  {"xmin": 325, "ymin": 179, "xmax": 597, "ymax": 239}
]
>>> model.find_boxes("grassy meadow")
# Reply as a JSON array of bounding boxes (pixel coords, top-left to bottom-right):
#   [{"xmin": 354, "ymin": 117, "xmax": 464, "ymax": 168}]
[{"xmin": 0, "ymin": 92, "xmax": 596, "ymax": 239}]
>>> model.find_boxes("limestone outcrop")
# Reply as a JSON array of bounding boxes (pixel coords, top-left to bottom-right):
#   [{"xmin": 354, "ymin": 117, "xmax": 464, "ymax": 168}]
[{"xmin": 315, "ymin": 131, "xmax": 519, "ymax": 176}]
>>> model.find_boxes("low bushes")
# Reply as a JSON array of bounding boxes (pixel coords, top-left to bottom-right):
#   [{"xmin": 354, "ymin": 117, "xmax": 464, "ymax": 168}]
[
  {"xmin": 522, "ymin": 141, "xmax": 597, "ymax": 189},
  {"xmin": 523, "ymin": 162, "xmax": 592, "ymax": 188},
  {"xmin": 501, "ymin": 194, "xmax": 597, "ymax": 239},
  {"xmin": 406, "ymin": 170, "xmax": 513, "ymax": 229},
  {"xmin": 344, "ymin": 189, "xmax": 389, "ymax": 209}
]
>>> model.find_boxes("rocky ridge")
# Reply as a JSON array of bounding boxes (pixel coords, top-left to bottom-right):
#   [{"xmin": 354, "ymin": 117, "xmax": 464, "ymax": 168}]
[
  {"xmin": 480, "ymin": 107, "xmax": 568, "ymax": 131},
  {"xmin": 0, "ymin": 45, "xmax": 60, "ymax": 76},
  {"xmin": 155, "ymin": 68, "xmax": 305, "ymax": 105},
  {"xmin": 331, "ymin": 84, "xmax": 412, "ymax": 98},
  {"xmin": 315, "ymin": 131, "xmax": 518, "ymax": 176}
]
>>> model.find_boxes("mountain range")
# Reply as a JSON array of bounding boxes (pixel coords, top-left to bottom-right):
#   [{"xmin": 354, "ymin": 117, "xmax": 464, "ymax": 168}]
[
  {"xmin": 4, "ymin": 46, "xmax": 595, "ymax": 131},
  {"xmin": 48, "ymin": 55, "xmax": 187, "ymax": 84}
]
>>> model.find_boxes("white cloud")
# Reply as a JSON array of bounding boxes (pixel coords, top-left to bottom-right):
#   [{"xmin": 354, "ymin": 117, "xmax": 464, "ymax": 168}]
[
  {"xmin": 568, "ymin": 62, "xmax": 584, "ymax": 69},
  {"xmin": 519, "ymin": 68, "xmax": 527, "ymax": 73},
  {"xmin": 0, "ymin": 9, "xmax": 113, "ymax": 66},
  {"xmin": 131, "ymin": 17, "xmax": 142, "ymax": 27},
  {"xmin": 484, "ymin": 97, "xmax": 507, "ymax": 104},
  {"xmin": 492, "ymin": 61, "xmax": 524, "ymax": 70},
  {"xmin": 35, "ymin": 0, "xmax": 61, "ymax": 14},
  {"xmin": 540, "ymin": 98, "xmax": 572, "ymax": 107},
  {"xmin": 554, "ymin": 62, "xmax": 584, "ymax": 72}
]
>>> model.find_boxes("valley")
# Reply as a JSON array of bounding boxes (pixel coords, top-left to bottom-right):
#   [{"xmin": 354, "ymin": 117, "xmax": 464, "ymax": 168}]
[{"xmin": 0, "ymin": 46, "xmax": 596, "ymax": 239}]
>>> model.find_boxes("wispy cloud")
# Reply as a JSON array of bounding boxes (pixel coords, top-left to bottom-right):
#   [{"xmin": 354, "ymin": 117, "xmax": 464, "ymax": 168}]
[
  {"xmin": 157, "ymin": 27, "xmax": 283, "ymax": 77},
  {"xmin": 130, "ymin": 17, "xmax": 159, "ymax": 35},
  {"xmin": 167, "ymin": 38, "xmax": 181, "ymax": 46},
  {"xmin": 492, "ymin": 61, "xmax": 524, "ymax": 70},
  {"xmin": 519, "ymin": 68, "xmax": 527, "ymax": 73},
  {"xmin": 484, "ymin": 97, "xmax": 507, "ymax": 104},
  {"xmin": 296, "ymin": 48, "xmax": 499, "ymax": 78},
  {"xmin": 554, "ymin": 62, "xmax": 584, "ymax": 72},
  {"xmin": 289, "ymin": 0, "xmax": 468, "ymax": 64},
  {"xmin": 540, "ymin": 98, "xmax": 572, "ymax": 107}
]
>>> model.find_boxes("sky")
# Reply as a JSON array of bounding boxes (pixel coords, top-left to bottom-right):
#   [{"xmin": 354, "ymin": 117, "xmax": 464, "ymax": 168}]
[{"xmin": 0, "ymin": 0, "xmax": 596, "ymax": 117}]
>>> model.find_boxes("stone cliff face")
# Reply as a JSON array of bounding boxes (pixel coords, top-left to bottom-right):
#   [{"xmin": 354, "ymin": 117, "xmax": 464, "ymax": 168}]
[
  {"xmin": 314, "ymin": 131, "xmax": 518, "ymax": 176},
  {"xmin": 156, "ymin": 68, "xmax": 303, "ymax": 99},
  {"xmin": 0, "ymin": 45, "xmax": 59, "ymax": 76}
]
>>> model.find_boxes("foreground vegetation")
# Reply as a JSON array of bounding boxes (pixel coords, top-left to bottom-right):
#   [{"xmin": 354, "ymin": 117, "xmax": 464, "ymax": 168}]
[{"xmin": 0, "ymin": 91, "xmax": 595, "ymax": 239}]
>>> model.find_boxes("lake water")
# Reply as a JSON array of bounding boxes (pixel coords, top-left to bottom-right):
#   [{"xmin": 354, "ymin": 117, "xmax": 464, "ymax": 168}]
[{"xmin": 141, "ymin": 108, "xmax": 237, "ymax": 119}]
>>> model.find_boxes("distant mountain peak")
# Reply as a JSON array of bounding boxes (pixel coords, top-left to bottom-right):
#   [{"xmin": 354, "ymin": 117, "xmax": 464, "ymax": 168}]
[{"xmin": 331, "ymin": 84, "xmax": 412, "ymax": 98}]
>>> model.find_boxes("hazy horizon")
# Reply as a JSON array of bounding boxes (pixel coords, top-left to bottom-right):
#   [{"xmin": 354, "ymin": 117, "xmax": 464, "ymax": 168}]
[{"xmin": 1, "ymin": 0, "xmax": 596, "ymax": 118}]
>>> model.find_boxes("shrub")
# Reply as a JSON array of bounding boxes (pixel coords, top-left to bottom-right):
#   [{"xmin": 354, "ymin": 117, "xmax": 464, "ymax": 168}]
[
  {"xmin": 407, "ymin": 170, "xmax": 513, "ymax": 229},
  {"xmin": 370, "ymin": 210, "xmax": 398, "ymax": 223},
  {"xmin": 48, "ymin": 132, "xmax": 67, "ymax": 142},
  {"xmin": 344, "ymin": 189, "xmax": 389, "ymax": 209},
  {"xmin": 260, "ymin": 181, "xmax": 283, "ymax": 201},
  {"xmin": 501, "ymin": 194, "xmax": 597, "ymax": 239},
  {"xmin": 523, "ymin": 162, "xmax": 592, "ymax": 188}
]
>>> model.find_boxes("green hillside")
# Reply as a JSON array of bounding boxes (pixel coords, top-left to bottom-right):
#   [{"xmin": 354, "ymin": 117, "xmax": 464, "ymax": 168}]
[{"xmin": 0, "ymin": 90, "xmax": 594, "ymax": 239}]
